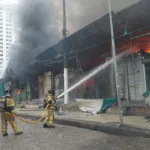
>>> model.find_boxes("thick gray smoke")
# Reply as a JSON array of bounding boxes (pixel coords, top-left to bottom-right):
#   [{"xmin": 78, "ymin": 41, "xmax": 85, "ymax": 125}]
[
  {"xmin": 7, "ymin": 0, "xmax": 140, "ymax": 78},
  {"xmin": 8, "ymin": 0, "xmax": 60, "ymax": 77}
]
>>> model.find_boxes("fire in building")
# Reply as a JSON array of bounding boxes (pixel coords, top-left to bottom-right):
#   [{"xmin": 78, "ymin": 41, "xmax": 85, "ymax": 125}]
[{"xmin": 4, "ymin": 0, "xmax": 150, "ymax": 115}]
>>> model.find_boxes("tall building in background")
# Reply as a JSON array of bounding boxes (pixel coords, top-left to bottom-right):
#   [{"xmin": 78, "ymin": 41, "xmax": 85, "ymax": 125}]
[{"xmin": 0, "ymin": 0, "xmax": 17, "ymax": 77}]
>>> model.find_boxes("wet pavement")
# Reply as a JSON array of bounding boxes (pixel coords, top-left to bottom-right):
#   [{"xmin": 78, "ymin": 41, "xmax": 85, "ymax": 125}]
[
  {"xmin": 0, "ymin": 120, "xmax": 150, "ymax": 150},
  {"xmin": 17, "ymin": 109, "xmax": 150, "ymax": 129}
]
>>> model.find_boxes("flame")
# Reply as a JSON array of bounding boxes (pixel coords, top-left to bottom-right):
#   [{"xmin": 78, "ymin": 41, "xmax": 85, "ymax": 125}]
[{"xmin": 145, "ymin": 48, "xmax": 150, "ymax": 53}]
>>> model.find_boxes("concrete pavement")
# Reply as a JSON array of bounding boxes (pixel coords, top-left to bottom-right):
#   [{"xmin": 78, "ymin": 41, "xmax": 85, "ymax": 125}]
[
  {"xmin": 0, "ymin": 120, "xmax": 150, "ymax": 150},
  {"xmin": 16, "ymin": 109, "xmax": 150, "ymax": 137}
]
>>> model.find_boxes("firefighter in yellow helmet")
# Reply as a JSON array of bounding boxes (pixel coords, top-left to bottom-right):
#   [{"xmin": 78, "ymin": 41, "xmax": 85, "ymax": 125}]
[
  {"xmin": 0, "ymin": 89, "xmax": 23, "ymax": 136},
  {"xmin": 43, "ymin": 90, "xmax": 57, "ymax": 128}
]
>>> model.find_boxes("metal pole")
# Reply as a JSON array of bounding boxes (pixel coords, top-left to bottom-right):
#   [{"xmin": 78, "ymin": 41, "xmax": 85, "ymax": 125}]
[
  {"xmin": 63, "ymin": 0, "xmax": 66, "ymax": 38},
  {"xmin": 62, "ymin": 0, "xmax": 69, "ymax": 104},
  {"xmin": 108, "ymin": 0, "xmax": 123, "ymax": 125}
]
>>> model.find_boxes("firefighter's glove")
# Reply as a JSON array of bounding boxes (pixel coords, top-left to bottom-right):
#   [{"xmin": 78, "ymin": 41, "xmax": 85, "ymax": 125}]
[
  {"xmin": 54, "ymin": 98, "xmax": 57, "ymax": 103},
  {"xmin": 43, "ymin": 103, "xmax": 46, "ymax": 108},
  {"xmin": 11, "ymin": 113, "xmax": 16, "ymax": 119},
  {"xmin": 55, "ymin": 106, "xmax": 58, "ymax": 111}
]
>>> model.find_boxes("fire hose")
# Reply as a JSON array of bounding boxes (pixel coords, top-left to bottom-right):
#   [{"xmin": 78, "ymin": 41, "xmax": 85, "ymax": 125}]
[{"xmin": 5, "ymin": 104, "xmax": 49, "ymax": 124}]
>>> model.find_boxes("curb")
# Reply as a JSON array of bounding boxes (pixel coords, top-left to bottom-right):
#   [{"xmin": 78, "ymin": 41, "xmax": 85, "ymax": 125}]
[{"xmin": 18, "ymin": 114, "xmax": 150, "ymax": 138}]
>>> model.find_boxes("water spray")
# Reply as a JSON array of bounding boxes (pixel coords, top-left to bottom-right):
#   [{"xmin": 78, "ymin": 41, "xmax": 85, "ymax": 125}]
[{"xmin": 57, "ymin": 50, "xmax": 130, "ymax": 99}]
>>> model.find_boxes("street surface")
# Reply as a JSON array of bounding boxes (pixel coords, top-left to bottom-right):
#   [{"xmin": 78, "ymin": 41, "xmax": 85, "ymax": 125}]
[{"xmin": 0, "ymin": 120, "xmax": 150, "ymax": 150}]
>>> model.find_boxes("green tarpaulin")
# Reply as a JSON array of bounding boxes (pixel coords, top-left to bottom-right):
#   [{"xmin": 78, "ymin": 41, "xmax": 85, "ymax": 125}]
[
  {"xmin": 0, "ymin": 80, "xmax": 4, "ymax": 96},
  {"xmin": 143, "ymin": 91, "xmax": 150, "ymax": 98},
  {"xmin": 99, "ymin": 98, "xmax": 117, "ymax": 113}
]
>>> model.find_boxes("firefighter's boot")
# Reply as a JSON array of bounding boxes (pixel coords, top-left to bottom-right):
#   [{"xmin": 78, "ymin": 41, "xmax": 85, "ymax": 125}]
[
  {"xmin": 2, "ymin": 133, "xmax": 8, "ymax": 136},
  {"xmin": 43, "ymin": 124, "xmax": 49, "ymax": 128},
  {"xmin": 15, "ymin": 131, "xmax": 23, "ymax": 136}
]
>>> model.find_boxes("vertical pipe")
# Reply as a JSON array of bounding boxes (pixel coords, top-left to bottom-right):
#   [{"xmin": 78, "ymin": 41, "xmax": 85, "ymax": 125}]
[
  {"xmin": 108, "ymin": 0, "xmax": 123, "ymax": 125},
  {"xmin": 64, "ymin": 68, "xmax": 69, "ymax": 104},
  {"xmin": 26, "ymin": 79, "xmax": 27, "ymax": 102},
  {"xmin": 63, "ymin": 0, "xmax": 69, "ymax": 104},
  {"xmin": 125, "ymin": 59, "xmax": 130, "ymax": 102},
  {"xmin": 143, "ymin": 61, "xmax": 147, "ymax": 92},
  {"xmin": 63, "ymin": 0, "xmax": 66, "ymax": 36},
  {"xmin": 110, "ymin": 60, "xmax": 116, "ymax": 97},
  {"xmin": 130, "ymin": 36, "xmax": 136, "ymax": 100}
]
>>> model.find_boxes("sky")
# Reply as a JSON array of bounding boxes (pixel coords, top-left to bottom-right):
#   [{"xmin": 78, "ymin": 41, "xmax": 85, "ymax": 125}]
[
  {"xmin": 54, "ymin": 0, "xmax": 140, "ymax": 34},
  {"xmin": 5, "ymin": 0, "xmax": 17, "ymax": 3},
  {"xmin": 3, "ymin": 0, "xmax": 18, "ymax": 4}
]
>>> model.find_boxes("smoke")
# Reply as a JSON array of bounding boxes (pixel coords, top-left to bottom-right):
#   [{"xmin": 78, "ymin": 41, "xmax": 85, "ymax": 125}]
[
  {"xmin": 7, "ymin": 0, "xmax": 140, "ymax": 78},
  {"xmin": 8, "ymin": 0, "xmax": 60, "ymax": 77}
]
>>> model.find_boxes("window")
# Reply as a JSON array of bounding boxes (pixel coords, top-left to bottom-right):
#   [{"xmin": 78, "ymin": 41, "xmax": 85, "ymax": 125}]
[
  {"xmin": 6, "ymin": 35, "xmax": 11, "ymax": 38},
  {"xmin": 6, "ymin": 31, "xmax": 11, "ymax": 34},
  {"xmin": 6, "ymin": 47, "xmax": 9, "ymax": 49},
  {"xmin": 6, "ymin": 17, "xmax": 11, "ymax": 20},
  {"xmin": 7, "ymin": 27, "xmax": 11, "ymax": 30},
  {"xmin": 6, "ymin": 24, "xmax": 11, "ymax": 27}
]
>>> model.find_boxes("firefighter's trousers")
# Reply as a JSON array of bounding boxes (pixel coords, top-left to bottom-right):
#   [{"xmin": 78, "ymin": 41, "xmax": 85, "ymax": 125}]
[
  {"xmin": 44, "ymin": 108, "xmax": 54, "ymax": 126},
  {"xmin": 1, "ymin": 113, "xmax": 20, "ymax": 135}
]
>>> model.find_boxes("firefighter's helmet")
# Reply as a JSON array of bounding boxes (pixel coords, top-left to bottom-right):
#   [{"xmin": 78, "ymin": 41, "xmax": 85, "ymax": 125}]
[
  {"xmin": 5, "ymin": 89, "xmax": 11, "ymax": 97},
  {"xmin": 48, "ymin": 90, "xmax": 54, "ymax": 95}
]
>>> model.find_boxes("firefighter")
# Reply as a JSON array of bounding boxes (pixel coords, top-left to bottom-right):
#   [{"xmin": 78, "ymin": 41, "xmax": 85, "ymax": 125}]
[
  {"xmin": 1, "ymin": 89, "xmax": 23, "ymax": 136},
  {"xmin": 43, "ymin": 90, "xmax": 57, "ymax": 128}
]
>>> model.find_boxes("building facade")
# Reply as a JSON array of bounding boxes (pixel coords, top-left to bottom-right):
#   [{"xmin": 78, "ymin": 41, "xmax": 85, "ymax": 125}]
[{"xmin": 0, "ymin": 0, "xmax": 18, "ymax": 78}]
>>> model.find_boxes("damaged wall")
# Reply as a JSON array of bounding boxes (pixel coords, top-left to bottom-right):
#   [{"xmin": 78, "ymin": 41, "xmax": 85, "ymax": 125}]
[{"xmin": 118, "ymin": 55, "xmax": 146, "ymax": 101}]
